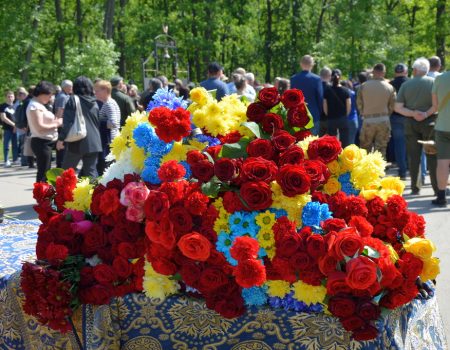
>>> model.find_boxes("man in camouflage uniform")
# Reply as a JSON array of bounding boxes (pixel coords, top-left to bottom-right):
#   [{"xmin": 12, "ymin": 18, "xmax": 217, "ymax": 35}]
[{"xmin": 357, "ymin": 63, "xmax": 396, "ymax": 159}]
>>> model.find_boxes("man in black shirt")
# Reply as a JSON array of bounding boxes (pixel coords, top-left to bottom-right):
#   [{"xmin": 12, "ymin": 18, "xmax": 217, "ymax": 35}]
[
  {"xmin": 0, "ymin": 91, "xmax": 18, "ymax": 167},
  {"xmin": 390, "ymin": 63, "xmax": 409, "ymax": 179}
]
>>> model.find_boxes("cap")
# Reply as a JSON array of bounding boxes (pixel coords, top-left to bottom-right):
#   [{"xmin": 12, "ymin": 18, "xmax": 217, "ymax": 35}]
[
  {"xmin": 110, "ymin": 76, "xmax": 123, "ymax": 86},
  {"xmin": 394, "ymin": 64, "xmax": 407, "ymax": 73}
]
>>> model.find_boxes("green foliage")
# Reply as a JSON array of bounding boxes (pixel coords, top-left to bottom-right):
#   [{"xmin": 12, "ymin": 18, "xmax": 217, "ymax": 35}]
[{"xmin": 0, "ymin": 0, "xmax": 448, "ymax": 92}]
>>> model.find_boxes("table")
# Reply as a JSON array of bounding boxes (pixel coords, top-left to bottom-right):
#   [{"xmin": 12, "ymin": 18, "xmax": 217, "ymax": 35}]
[{"xmin": 1, "ymin": 220, "xmax": 448, "ymax": 350}]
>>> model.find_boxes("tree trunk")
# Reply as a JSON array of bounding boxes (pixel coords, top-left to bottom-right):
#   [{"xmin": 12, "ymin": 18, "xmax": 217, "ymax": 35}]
[
  {"xmin": 291, "ymin": 0, "xmax": 301, "ymax": 74},
  {"xmin": 21, "ymin": 0, "xmax": 46, "ymax": 84},
  {"xmin": 103, "ymin": 0, "xmax": 115, "ymax": 40},
  {"xmin": 117, "ymin": 0, "xmax": 127, "ymax": 77},
  {"xmin": 406, "ymin": 4, "xmax": 419, "ymax": 69},
  {"xmin": 54, "ymin": 0, "xmax": 65, "ymax": 69},
  {"xmin": 264, "ymin": 0, "xmax": 272, "ymax": 83},
  {"xmin": 76, "ymin": 0, "xmax": 83, "ymax": 45},
  {"xmin": 315, "ymin": 0, "xmax": 328, "ymax": 44},
  {"xmin": 436, "ymin": 0, "xmax": 446, "ymax": 69}
]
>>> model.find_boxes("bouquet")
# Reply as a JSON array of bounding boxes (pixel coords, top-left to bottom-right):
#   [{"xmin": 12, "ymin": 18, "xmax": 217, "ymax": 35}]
[{"xmin": 23, "ymin": 87, "xmax": 439, "ymax": 341}]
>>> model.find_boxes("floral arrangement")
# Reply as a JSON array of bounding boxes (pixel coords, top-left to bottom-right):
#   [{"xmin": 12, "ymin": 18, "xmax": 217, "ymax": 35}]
[{"xmin": 22, "ymin": 87, "xmax": 439, "ymax": 341}]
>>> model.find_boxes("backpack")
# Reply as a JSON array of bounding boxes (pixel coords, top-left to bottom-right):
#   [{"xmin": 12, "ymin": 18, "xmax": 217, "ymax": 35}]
[{"xmin": 14, "ymin": 97, "xmax": 30, "ymax": 129}]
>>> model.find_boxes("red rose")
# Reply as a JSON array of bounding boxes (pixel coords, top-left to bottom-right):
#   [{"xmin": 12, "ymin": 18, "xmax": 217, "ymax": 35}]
[
  {"xmin": 341, "ymin": 315, "xmax": 365, "ymax": 332},
  {"xmin": 209, "ymin": 284, "xmax": 246, "ymax": 318},
  {"xmin": 33, "ymin": 182, "xmax": 55, "ymax": 204},
  {"xmin": 356, "ymin": 300, "xmax": 380, "ymax": 320},
  {"xmin": 118, "ymin": 242, "xmax": 139, "ymax": 259},
  {"xmin": 306, "ymin": 234, "xmax": 326, "ymax": 259},
  {"xmin": 214, "ymin": 158, "xmax": 237, "ymax": 182},
  {"xmin": 258, "ymin": 87, "xmax": 280, "ymax": 108},
  {"xmin": 151, "ymin": 257, "xmax": 178, "ymax": 275},
  {"xmin": 240, "ymin": 181, "xmax": 273, "ymax": 211},
  {"xmin": 307, "ymin": 135, "xmax": 342, "ymax": 163},
  {"xmin": 331, "ymin": 228, "xmax": 363, "ymax": 260},
  {"xmin": 93, "ymin": 263, "xmax": 117, "ymax": 284},
  {"xmin": 322, "ymin": 218, "xmax": 347, "ymax": 233},
  {"xmin": 247, "ymin": 139, "xmax": 275, "ymax": 160},
  {"xmin": 45, "ymin": 243, "xmax": 69, "ymax": 266},
  {"xmin": 112, "ymin": 256, "xmax": 133, "ymax": 279},
  {"xmin": 185, "ymin": 191, "xmax": 209, "ymax": 216},
  {"xmin": 380, "ymin": 282, "xmax": 418, "ymax": 309},
  {"xmin": 352, "ymin": 325, "xmax": 378, "ymax": 341},
  {"xmin": 145, "ymin": 216, "xmax": 176, "ymax": 250},
  {"xmin": 218, "ymin": 131, "xmax": 242, "ymax": 144},
  {"xmin": 241, "ymin": 157, "xmax": 277, "ymax": 183},
  {"xmin": 190, "ymin": 159, "xmax": 214, "ymax": 183},
  {"xmin": 289, "ymin": 252, "xmax": 313, "ymax": 271},
  {"xmin": 144, "ymin": 191, "xmax": 170, "ymax": 221},
  {"xmin": 303, "ymin": 159, "xmax": 331, "ymax": 191},
  {"xmin": 222, "ymin": 191, "xmax": 244, "ymax": 213},
  {"xmin": 348, "ymin": 216, "xmax": 373, "ymax": 237},
  {"xmin": 328, "ymin": 295, "xmax": 356, "ymax": 318},
  {"xmin": 82, "ymin": 224, "xmax": 108, "ymax": 256},
  {"xmin": 206, "ymin": 145, "xmax": 222, "ymax": 160},
  {"xmin": 180, "ymin": 263, "xmax": 202, "ymax": 288},
  {"xmin": 278, "ymin": 146, "xmax": 304, "ymax": 166},
  {"xmin": 276, "ymin": 164, "xmax": 311, "ymax": 197},
  {"xmin": 100, "ymin": 189, "xmax": 121, "ymax": 215},
  {"xmin": 169, "ymin": 206, "xmax": 193, "ymax": 234},
  {"xmin": 345, "ymin": 256, "xmax": 378, "ymax": 290},
  {"xmin": 230, "ymin": 236, "xmax": 260, "ymax": 261},
  {"xmin": 158, "ymin": 160, "xmax": 186, "ymax": 182},
  {"xmin": 261, "ymin": 113, "xmax": 284, "ymax": 134},
  {"xmin": 287, "ymin": 103, "xmax": 310, "ymax": 128},
  {"xmin": 177, "ymin": 232, "xmax": 212, "ymax": 261},
  {"xmin": 275, "ymin": 234, "xmax": 301, "ymax": 258},
  {"xmin": 281, "ymin": 89, "xmax": 305, "ymax": 109},
  {"xmin": 246, "ymin": 102, "xmax": 267, "ymax": 123},
  {"xmin": 198, "ymin": 267, "xmax": 229, "ymax": 293},
  {"xmin": 318, "ymin": 254, "xmax": 339, "ymax": 275},
  {"xmin": 234, "ymin": 259, "xmax": 266, "ymax": 288},
  {"xmin": 186, "ymin": 150, "xmax": 206, "ymax": 165},
  {"xmin": 293, "ymin": 130, "xmax": 312, "ymax": 141},
  {"xmin": 271, "ymin": 130, "xmax": 296, "ymax": 151},
  {"xmin": 326, "ymin": 271, "xmax": 352, "ymax": 295}
]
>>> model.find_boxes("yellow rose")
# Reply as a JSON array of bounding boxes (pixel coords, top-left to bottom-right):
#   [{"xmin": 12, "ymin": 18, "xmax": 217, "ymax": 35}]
[
  {"xmin": 327, "ymin": 160, "xmax": 341, "ymax": 175},
  {"xmin": 339, "ymin": 144, "xmax": 366, "ymax": 171},
  {"xmin": 323, "ymin": 177, "xmax": 341, "ymax": 195},
  {"xmin": 420, "ymin": 257, "xmax": 440, "ymax": 281},
  {"xmin": 386, "ymin": 243, "xmax": 399, "ymax": 263},
  {"xmin": 380, "ymin": 176, "xmax": 405, "ymax": 194},
  {"xmin": 359, "ymin": 188, "xmax": 379, "ymax": 201},
  {"xmin": 403, "ymin": 237, "xmax": 436, "ymax": 260},
  {"xmin": 189, "ymin": 87, "xmax": 209, "ymax": 106}
]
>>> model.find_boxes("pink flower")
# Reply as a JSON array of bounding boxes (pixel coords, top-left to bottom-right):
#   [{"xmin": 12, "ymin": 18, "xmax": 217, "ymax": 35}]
[
  {"xmin": 126, "ymin": 205, "xmax": 145, "ymax": 223},
  {"xmin": 62, "ymin": 209, "xmax": 85, "ymax": 222},
  {"xmin": 71, "ymin": 220, "xmax": 94, "ymax": 234},
  {"xmin": 120, "ymin": 182, "xmax": 150, "ymax": 207}
]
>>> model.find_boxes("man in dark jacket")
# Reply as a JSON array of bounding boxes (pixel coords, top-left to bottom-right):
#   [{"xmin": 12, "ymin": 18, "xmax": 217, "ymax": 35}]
[{"xmin": 110, "ymin": 76, "xmax": 135, "ymax": 126}]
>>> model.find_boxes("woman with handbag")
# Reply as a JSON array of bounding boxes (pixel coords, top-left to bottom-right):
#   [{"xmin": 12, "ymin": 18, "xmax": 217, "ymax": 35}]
[
  {"xmin": 26, "ymin": 81, "xmax": 62, "ymax": 182},
  {"xmin": 56, "ymin": 76, "xmax": 102, "ymax": 178}
]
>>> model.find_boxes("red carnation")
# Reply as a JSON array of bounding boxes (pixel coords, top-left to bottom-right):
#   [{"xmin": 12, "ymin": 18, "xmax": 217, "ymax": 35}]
[
  {"xmin": 158, "ymin": 160, "xmax": 186, "ymax": 182},
  {"xmin": 241, "ymin": 157, "xmax": 278, "ymax": 183},
  {"xmin": 230, "ymin": 236, "xmax": 260, "ymax": 261},
  {"xmin": 218, "ymin": 131, "xmax": 242, "ymax": 144},
  {"xmin": 186, "ymin": 150, "xmax": 206, "ymax": 165},
  {"xmin": 99, "ymin": 189, "xmax": 121, "ymax": 215},
  {"xmin": 281, "ymin": 89, "xmax": 305, "ymax": 109},
  {"xmin": 247, "ymin": 139, "xmax": 275, "ymax": 160},
  {"xmin": 185, "ymin": 191, "xmax": 209, "ymax": 216},
  {"xmin": 149, "ymin": 106, "xmax": 191, "ymax": 142},
  {"xmin": 240, "ymin": 181, "xmax": 273, "ymax": 211},
  {"xmin": 159, "ymin": 181, "xmax": 186, "ymax": 204},
  {"xmin": 222, "ymin": 191, "xmax": 244, "ymax": 213},
  {"xmin": 307, "ymin": 135, "xmax": 342, "ymax": 163},
  {"xmin": 261, "ymin": 113, "xmax": 284, "ymax": 134},
  {"xmin": 234, "ymin": 259, "xmax": 266, "ymax": 288},
  {"xmin": 287, "ymin": 103, "xmax": 310, "ymax": 128},
  {"xmin": 276, "ymin": 164, "xmax": 311, "ymax": 197},
  {"xmin": 246, "ymin": 102, "xmax": 267, "ymax": 123},
  {"xmin": 349, "ymin": 216, "xmax": 373, "ymax": 237},
  {"xmin": 258, "ymin": 87, "xmax": 280, "ymax": 108},
  {"xmin": 45, "ymin": 243, "xmax": 69, "ymax": 266}
]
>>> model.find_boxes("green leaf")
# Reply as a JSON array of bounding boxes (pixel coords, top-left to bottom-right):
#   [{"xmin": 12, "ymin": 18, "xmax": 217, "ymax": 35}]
[
  {"xmin": 201, "ymin": 176, "xmax": 222, "ymax": 197},
  {"xmin": 207, "ymin": 89, "xmax": 217, "ymax": 99},
  {"xmin": 221, "ymin": 137, "xmax": 250, "ymax": 159},
  {"xmin": 241, "ymin": 121, "xmax": 261, "ymax": 138},
  {"xmin": 402, "ymin": 233, "xmax": 410, "ymax": 242},
  {"xmin": 46, "ymin": 168, "xmax": 64, "ymax": 186},
  {"xmin": 362, "ymin": 246, "xmax": 380, "ymax": 259}
]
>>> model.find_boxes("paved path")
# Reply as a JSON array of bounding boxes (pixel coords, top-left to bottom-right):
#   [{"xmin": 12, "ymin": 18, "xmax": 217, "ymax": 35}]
[{"xmin": 1, "ymin": 163, "xmax": 449, "ymax": 335}]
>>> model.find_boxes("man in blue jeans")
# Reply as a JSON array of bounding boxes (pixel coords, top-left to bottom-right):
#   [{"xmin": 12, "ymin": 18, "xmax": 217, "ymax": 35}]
[
  {"xmin": 0, "ymin": 91, "xmax": 18, "ymax": 167},
  {"xmin": 290, "ymin": 55, "xmax": 323, "ymax": 135},
  {"xmin": 389, "ymin": 64, "xmax": 409, "ymax": 179}
]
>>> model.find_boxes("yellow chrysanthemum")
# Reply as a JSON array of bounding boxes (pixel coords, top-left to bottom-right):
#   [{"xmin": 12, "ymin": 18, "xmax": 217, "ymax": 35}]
[
  {"xmin": 420, "ymin": 257, "xmax": 440, "ymax": 281},
  {"xmin": 323, "ymin": 177, "xmax": 341, "ymax": 195},
  {"xmin": 189, "ymin": 87, "xmax": 210, "ymax": 106},
  {"xmin": 380, "ymin": 176, "xmax": 405, "ymax": 195},
  {"xmin": 339, "ymin": 144, "xmax": 367, "ymax": 172},
  {"xmin": 297, "ymin": 135, "xmax": 319, "ymax": 159},
  {"xmin": 121, "ymin": 111, "xmax": 148, "ymax": 139},
  {"xmin": 266, "ymin": 280, "xmax": 291, "ymax": 298},
  {"xmin": 257, "ymin": 228, "xmax": 275, "ymax": 249},
  {"xmin": 64, "ymin": 178, "xmax": 94, "ymax": 212},
  {"xmin": 359, "ymin": 188, "xmax": 379, "ymax": 201},
  {"xmin": 143, "ymin": 261, "xmax": 179, "ymax": 300},
  {"xmin": 255, "ymin": 210, "xmax": 276, "ymax": 230},
  {"xmin": 327, "ymin": 160, "xmax": 341, "ymax": 176},
  {"xmin": 110, "ymin": 135, "xmax": 127, "ymax": 160},
  {"xmin": 271, "ymin": 182, "xmax": 310, "ymax": 223},
  {"xmin": 265, "ymin": 247, "xmax": 276, "ymax": 259},
  {"xmin": 351, "ymin": 151, "xmax": 386, "ymax": 190},
  {"xmin": 130, "ymin": 142, "xmax": 147, "ymax": 171},
  {"xmin": 292, "ymin": 280, "xmax": 327, "ymax": 305}
]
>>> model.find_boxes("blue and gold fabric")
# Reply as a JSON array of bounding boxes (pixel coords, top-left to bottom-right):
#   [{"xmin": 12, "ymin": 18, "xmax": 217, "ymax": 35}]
[{"xmin": 0, "ymin": 220, "xmax": 448, "ymax": 350}]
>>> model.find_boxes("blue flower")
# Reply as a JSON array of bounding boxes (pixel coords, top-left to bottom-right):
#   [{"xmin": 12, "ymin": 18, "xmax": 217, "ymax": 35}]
[
  {"xmin": 223, "ymin": 250, "xmax": 238, "ymax": 266},
  {"xmin": 268, "ymin": 292, "xmax": 323, "ymax": 313},
  {"xmin": 258, "ymin": 247, "xmax": 267, "ymax": 258},
  {"xmin": 229, "ymin": 211, "xmax": 245, "ymax": 231},
  {"xmin": 144, "ymin": 155, "xmax": 161, "ymax": 168},
  {"xmin": 216, "ymin": 232, "xmax": 233, "ymax": 254},
  {"xmin": 269, "ymin": 208, "xmax": 288, "ymax": 219},
  {"xmin": 242, "ymin": 286, "xmax": 268, "ymax": 307},
  {"xmin": 179, "ymin": 161, "xmax": 192, "ymax": 179},
  {"xmin": 141, "ymin": 165, "xmax": 161, "ymax": 184},
  {"xmin": 146, "ymin": 88, "xmax": 188, "ymax": 111},
  {"xmin": 133, "ymin": 123, "xmax": 155, "ymax": 150},
  {"xmin": 302, "ymin": 202, "xmax": 332, "ymax": 228},
  {"xmin": 194, "ymin": 134, "xmax": 221, "ymax": 147},
  {"xmin": 339, "ymin": 172, "xmax": 360, "ymax": 196},
  {"xmin": 148, "ymin": 138, "xmax": 173, "ymax": 157}
]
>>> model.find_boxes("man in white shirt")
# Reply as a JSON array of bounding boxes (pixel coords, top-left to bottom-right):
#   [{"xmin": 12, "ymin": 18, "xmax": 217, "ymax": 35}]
[{"xmin": 428, "ymin": 56, "xmax": 442, "ymax": 78}]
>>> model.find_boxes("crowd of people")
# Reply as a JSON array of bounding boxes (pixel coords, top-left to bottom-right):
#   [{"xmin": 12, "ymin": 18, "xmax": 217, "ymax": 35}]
[{"xmin": 1, "ymin": 55, "xmax": 449, "ymax": 206}]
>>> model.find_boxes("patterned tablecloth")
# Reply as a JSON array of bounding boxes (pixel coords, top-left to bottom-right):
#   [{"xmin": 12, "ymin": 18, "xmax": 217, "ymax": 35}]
[{"xmin": 1, "ymin": 220, "xmax": 448, "ymax": 350}]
